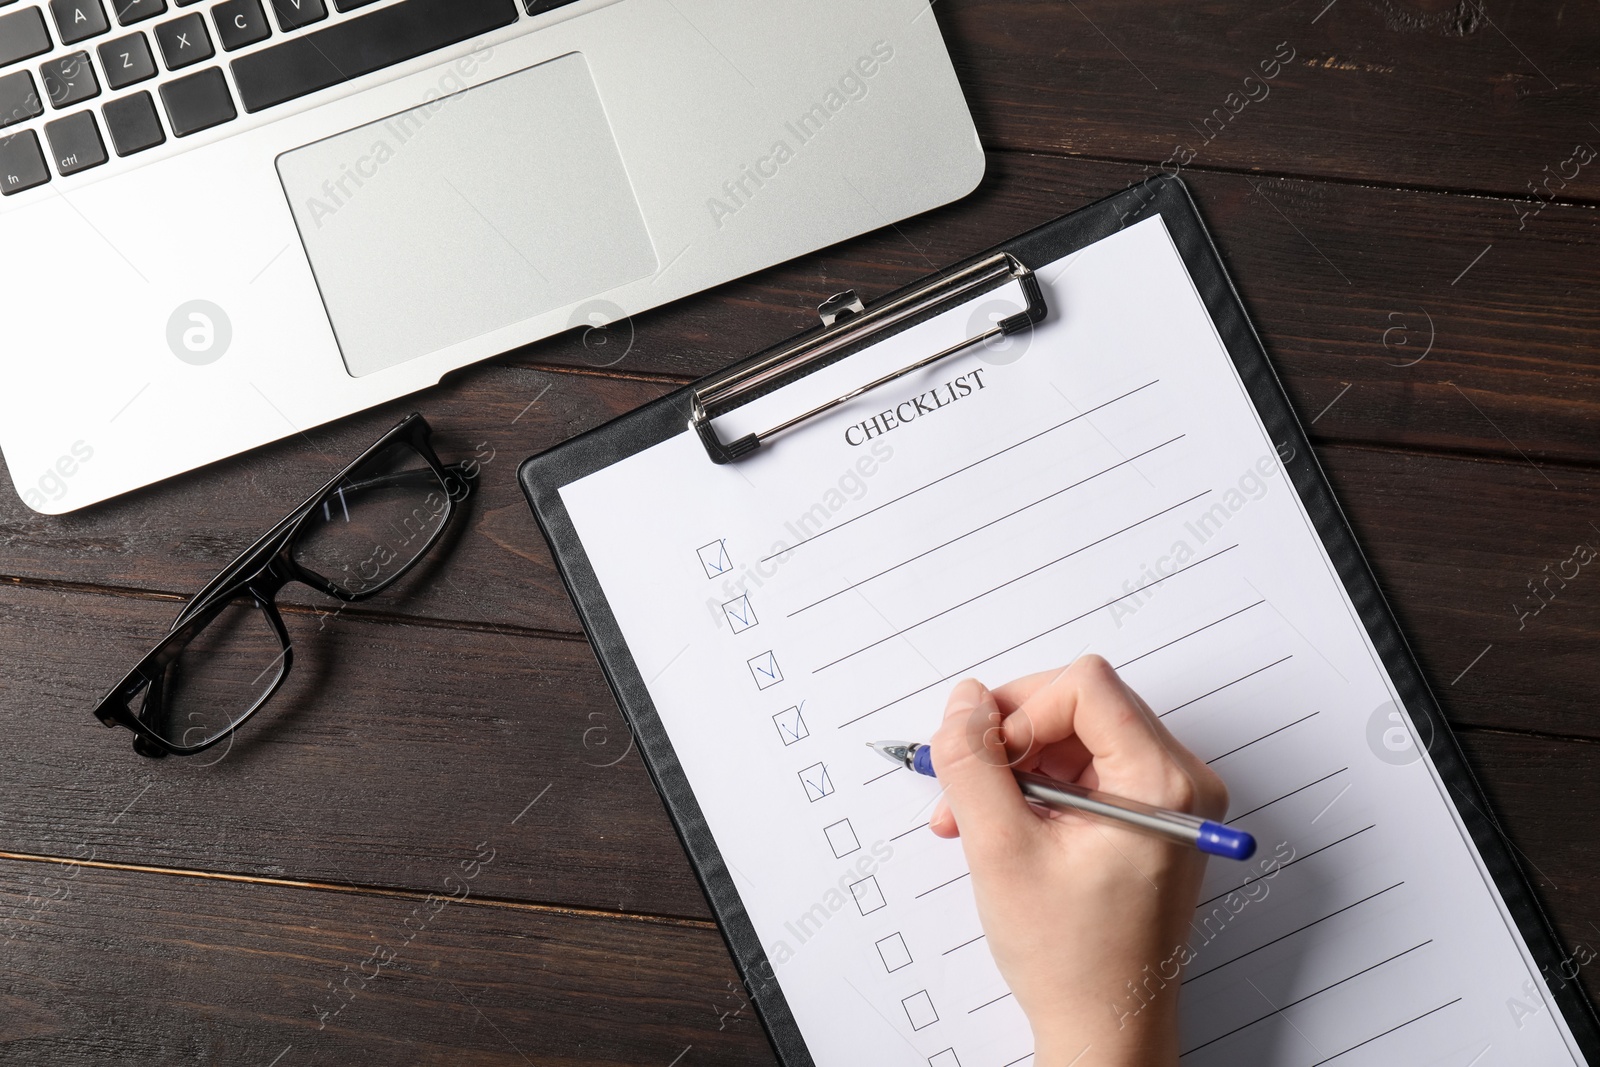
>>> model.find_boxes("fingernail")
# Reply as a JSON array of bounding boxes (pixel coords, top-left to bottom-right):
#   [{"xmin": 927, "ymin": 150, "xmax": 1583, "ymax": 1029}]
[{"xmin": 944, "ymin": 677, "xmax": 988, "ymax": 719}]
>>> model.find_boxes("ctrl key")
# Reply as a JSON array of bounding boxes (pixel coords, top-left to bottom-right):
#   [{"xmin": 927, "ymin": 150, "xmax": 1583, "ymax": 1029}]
[
  {"xmin": 0, "ymin": 128, "xmax": 49, "ymax": 195},
  {"xmin": 44, "ymin": 110, "xmax": 108, "ymax": 175}
]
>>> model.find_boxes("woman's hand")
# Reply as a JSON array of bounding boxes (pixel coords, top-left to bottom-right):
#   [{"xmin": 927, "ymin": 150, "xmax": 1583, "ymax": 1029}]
[{"xmin": 929, "ymin": 655, "xmax": 1229, "ymax": 1066}]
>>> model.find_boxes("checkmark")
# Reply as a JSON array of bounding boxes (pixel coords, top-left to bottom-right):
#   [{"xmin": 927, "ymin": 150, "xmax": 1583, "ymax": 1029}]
[
  {"xmin": 772, "ymin": 704, "xmax": 808, "ymax": 746},
  {"xmin": 697, "ymin": 539, "xmax": 731, "ymax": 578},
  {"xmin": 722, "ymin": 594, "xmax": 758, "ymax": 633},
  {"xmin": 798, "ymin": 761, "xmax": 833, "ymax": 802},
  {"xmin": 747, "ymin": 651, "xmax": 783, "ymax": 690}
]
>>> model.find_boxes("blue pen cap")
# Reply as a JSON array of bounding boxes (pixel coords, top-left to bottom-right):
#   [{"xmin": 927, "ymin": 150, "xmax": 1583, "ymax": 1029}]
[
  {"xmin": 1196, "ymin": 821, "xmax": 1256, "ymax": 861},
  {"xmin": 911, "ymin": 743, "xmax": 936, "ymax": 777}
]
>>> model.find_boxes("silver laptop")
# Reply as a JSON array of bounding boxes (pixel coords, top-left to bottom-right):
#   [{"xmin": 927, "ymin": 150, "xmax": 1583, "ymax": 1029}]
[{"xmin": 0, "ymin": 0, "xmax": 983, "ymax": 513}]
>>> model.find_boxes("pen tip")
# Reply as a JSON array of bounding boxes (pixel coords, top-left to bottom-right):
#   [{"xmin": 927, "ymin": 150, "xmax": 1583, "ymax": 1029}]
[{"xmin": 867, "ymin": 740, "xmax": 916, "ymax": 768}]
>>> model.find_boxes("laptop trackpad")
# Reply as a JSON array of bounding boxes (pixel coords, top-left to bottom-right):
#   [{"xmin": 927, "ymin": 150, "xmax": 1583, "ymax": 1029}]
[{"xmin": 277, "ymin": 52, "xmax": 657, "ymax": 378}]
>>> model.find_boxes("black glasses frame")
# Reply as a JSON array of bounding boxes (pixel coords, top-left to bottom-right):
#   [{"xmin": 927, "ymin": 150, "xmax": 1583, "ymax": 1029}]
[{"xmin": 91, "ymin": 414, "xmax": 473, "ymax": 758}]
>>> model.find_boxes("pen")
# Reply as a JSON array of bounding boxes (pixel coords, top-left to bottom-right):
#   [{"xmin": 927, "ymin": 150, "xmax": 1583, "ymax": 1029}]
[{"xmin": 867, "ymin": 740, "xmax": 1256, "ymax": 861}]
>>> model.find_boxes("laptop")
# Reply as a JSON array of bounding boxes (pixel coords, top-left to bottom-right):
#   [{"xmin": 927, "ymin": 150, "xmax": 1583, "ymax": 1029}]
[{"xmin": 0, "ymin": 0, "xmax": 984, "ymax": 513}]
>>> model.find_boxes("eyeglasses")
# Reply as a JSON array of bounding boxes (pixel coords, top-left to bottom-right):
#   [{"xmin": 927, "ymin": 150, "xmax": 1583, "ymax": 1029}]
[{"xmin": 92, "ymin": 414, "xmax": 473, "ymax": 758}]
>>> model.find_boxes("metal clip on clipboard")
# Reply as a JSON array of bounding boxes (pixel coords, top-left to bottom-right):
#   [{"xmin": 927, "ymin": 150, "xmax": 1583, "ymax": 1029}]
[{"xmin": 688, "ymin": 252, "xmax": 1047, "ymax": 463}]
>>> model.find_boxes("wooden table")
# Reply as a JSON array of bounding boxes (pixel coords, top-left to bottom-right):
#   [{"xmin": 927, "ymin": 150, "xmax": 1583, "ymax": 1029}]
[{"xmin": 4, "ymin": 3, "xmax": 1599, "ymax": 1062}]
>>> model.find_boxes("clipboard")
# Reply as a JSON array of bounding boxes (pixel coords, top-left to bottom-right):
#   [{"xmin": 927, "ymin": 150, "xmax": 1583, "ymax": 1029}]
[{"xmin": 519, "ymin": 174, "xmax": 1600, "ymax": 1065}]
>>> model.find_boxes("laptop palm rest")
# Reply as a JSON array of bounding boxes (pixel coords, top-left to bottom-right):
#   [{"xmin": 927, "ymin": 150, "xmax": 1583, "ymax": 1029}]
[{"xmin": 277, "ymin": 52, "xmax": 657, "ymax": 378}]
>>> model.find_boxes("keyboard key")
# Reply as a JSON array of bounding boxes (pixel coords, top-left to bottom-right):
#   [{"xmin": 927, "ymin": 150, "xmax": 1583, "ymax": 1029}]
[
  {"xmin": 232, "ymin": 0, "xmax": 516, "ymax": 113},
  {"xmin": 98, "ymin": 30, "xmax": 155, "ymax": 88},
  {"xmin": 0, "ymin": 7, "xmax": 52, "ymax": 68},
  {"xmin": 44, "ymin": 107, "xmax": 104, "ymax": 172},
  {"xmin": 0, "ymin": 67, "xmax": 41, "ymax": 127},
  {"xmin": 154, "ymin": 11, "xmax": 210, "ymax": 67},
  {"xmin": 525, "ymin": 0, "xmax": 582, "ymax": 14},
  {"xmin": 212, "ymin": 0, "xmax": 267, "ymax": 51},
  {"xmin": 112, "ymin": 0, "xmax": 163, "ymax": 23},
  {"xmin": 102, "ymin": 87, "xmax": 161, "ymax": 153},
  {"xmin": 159, "ymin": 64, "xmax": 232, "ymax": 135},
  {"xmin": 269, "ymin": 0, "xmax": 323, "ymax": 31},
  {"xmin": 331, "ymin": 0, "xmax": 379, "ymax": 9},
  {"xmin": 0, "ymin": 126, "xmax": 48, "ymax": 192},
  {"xmin": 50, "ymin": 0, "xmax": 108, "ymax": 44},
  {"xmin": 41, "ymin": 50, "xmax": 99, "ymax": 107}
]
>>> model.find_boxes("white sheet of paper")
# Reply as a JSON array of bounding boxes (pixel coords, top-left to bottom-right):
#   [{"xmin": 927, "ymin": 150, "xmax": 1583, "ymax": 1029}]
[{"xmin": 559, "ymin": 216, "xmax": 1586, "ymax": 1067}]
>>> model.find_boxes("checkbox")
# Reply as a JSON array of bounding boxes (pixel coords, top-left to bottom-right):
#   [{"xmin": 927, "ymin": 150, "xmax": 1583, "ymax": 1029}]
[
  {"xmin": 824, "ymin": 818, "xmax": 859, "ymax": 858},
  {"xmin": 875, "ymin": 931, "xmax": 912, "ymax": 973},
  {"xmin": 798, "ymin": 762, "xmax": 834, "ymax": 803},
  {"xmin": 697, "ymin": 539, "xmax": 731, "ymax": 578},
  {"xmin": 902, "ymin": 990, "xmax": 939, "ymax": 1031},
  {"xmin": 721, "ymin": 593, "xmax": 758, "ymax": 633},
  {"xmin": 772, "ymin": 705, "xmax": 809, "ymax": 746},
  {"xmin": 849, "ymin": 875, "xmax": 885, "ymax": 915},
  {"xmin": 928, "ymin": 1050, "xmax": 961, "ymax": 1067},
  {"xmin": 747, "ymin": 650, "xmax": 783, "ymax": 690}
]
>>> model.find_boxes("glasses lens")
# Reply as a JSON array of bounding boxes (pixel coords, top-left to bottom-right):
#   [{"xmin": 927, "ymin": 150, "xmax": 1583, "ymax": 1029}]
[
  {"xmin": 291, "ymin": 437, "xmax": 452, "ymax": 596},
  {"xmin": 137, "ymin": 593, "xmax": 288, "ymax": 751}
]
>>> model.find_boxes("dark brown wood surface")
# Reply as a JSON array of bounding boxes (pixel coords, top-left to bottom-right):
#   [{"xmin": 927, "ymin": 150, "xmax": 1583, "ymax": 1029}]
[{"xmin": 3, "ymin": 1, "xmax": 1599, "ymax": 1062}]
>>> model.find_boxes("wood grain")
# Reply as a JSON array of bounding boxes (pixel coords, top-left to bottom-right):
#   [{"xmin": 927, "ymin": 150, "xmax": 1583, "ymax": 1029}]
[
  {"xmin": 1318, "ymin": 444, "xmax": 1600, "ymax": 744},
  {"xmin": 508, "ymin": 153, "xmax": 1600, "ymax": 467},
  {"xmin": 2, "ymin": 367, "xmax": 1598, "ymax": 740},
  {"xmin": 0, "ymin": 725, "xmax": 1592, "ymax": 1060},
  {"xmin": 935, "ymin": 0, "xmax": 1600, "ymax": 202},
  {"xmin": 4, "ymin": 7, "xmax": 1600, "ymax": 1058},
  {"xmin": 3, "ymin": 568, "xmax": 1598, "ymax": 924},
  {"xmin": 0, "ymin": 582, "xmax": 715, "ymax": 921},
  {"xmin": 1456, "ymin": 728, "xmax": 1600, "ymax": 995},
  {"xmin": 0, "ymin": 365, "xmax": 673, "ymax": 637},
  {"xmin": 0, "ymin": 858, "xmax": 777, "ymax": 1065}
]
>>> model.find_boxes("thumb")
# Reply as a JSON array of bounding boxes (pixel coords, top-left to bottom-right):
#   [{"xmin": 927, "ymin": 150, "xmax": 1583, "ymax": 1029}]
[{"xmin": 928, "ymin": 678, "xmax": 1037, "ymax": 850}]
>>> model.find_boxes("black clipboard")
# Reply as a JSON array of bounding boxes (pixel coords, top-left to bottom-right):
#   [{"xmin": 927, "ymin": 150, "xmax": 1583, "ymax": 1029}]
[{"xmin": 518, "ymin": 174, "xmax": 1600, "ymax": 1065}]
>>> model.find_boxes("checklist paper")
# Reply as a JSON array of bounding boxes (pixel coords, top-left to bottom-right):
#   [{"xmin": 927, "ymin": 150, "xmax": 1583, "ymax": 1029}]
[{"xmin": 558, "ymin": 217, "xmax": 1586, "ymax": 1066}]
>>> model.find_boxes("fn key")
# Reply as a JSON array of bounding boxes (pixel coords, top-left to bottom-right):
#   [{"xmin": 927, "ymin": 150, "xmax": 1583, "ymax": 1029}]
[
  {"xmin": 0, "ymin": 129, "xmax": 50, "ymax": 195},
  {"xmin": 160, "ymin": 67, "xmax": 236, "ymax": 137}
]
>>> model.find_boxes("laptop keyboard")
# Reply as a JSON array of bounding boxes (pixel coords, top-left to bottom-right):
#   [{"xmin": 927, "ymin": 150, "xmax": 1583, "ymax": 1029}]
[{"xmin": 0, "ymin": 0, "xmax": 574, "ymax": 196}]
